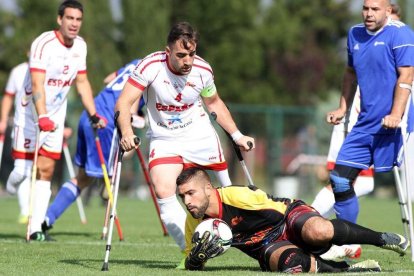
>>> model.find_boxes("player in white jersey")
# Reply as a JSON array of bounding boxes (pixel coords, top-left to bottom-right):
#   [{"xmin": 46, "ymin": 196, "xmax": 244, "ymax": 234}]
[
  {"xmin": 0, "ymin": 60, "xmax": 31, "ymax": 224},
  {"xmin": 115, "ymin": 22, "xmax": 255, "ymax": 251},
  {"xmin": 15, "ymin": 0, "xmax": 105, "ymax": 241}
]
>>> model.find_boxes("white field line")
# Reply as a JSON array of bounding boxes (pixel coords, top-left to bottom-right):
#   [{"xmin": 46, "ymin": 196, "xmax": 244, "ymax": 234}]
[{"xmin": 0, "ymin": 239, "xmax": 177, "ymax": 247}]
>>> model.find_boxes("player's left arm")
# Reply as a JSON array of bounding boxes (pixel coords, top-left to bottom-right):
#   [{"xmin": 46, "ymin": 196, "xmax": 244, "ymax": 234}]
[
  {"xmin": 75, "ymin": 73, "xmax": 105, "ymax": 128},
  {"xmin": 382, "ymin": 66, "xmax": 413, "ymax": 128},
  {"xmin": 203, "ymin": 92, "xmax": 255, "ymax": 151}
]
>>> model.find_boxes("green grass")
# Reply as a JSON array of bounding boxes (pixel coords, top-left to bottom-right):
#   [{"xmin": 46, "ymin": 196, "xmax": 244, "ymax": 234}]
[{"xmin": 1, "ymin": 195, "xmax": 414, "ymax": 275}]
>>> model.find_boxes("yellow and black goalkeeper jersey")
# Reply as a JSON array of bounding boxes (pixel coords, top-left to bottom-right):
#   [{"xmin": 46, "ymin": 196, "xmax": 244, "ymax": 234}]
[{"xmin": 184, "ymin": 186, "xmax": 293, "ymax": 259}]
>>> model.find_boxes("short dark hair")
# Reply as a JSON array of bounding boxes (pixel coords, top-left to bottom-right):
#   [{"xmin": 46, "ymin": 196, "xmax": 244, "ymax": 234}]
[
  {"xmin": 167, "ymin": 22, "xmax": 199, "ymax": 50},
  {"xmin": 58, "ymin": 0, "xmax": 83, "ymax": 17},
  {"xmin": 176, "ymin": 167, "xmax": 210, "ymax": 186}
]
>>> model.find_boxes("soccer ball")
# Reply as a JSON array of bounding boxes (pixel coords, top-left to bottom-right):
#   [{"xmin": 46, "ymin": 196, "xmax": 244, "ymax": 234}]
[{"xmin": 194, "ymin": 218, "xmax": 233, "ymax": 256}]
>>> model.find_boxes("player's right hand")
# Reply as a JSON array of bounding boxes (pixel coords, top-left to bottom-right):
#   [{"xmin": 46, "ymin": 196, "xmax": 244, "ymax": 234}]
[
  {"xmin": 119, "ymin": 134, "xmax": 139, "ymax": 151},
  {"xmin": 38, "ymin": 115, "xmax": 56, "ymax": 131},
  {"xmin": 186, "ymin": 232, "xmax": 223, "ymax": 270},
  {"xmin": 326, "ymin": 109, "xmax": 345, "ymax": 125},
  {"xmin": 236, "ymin": 136, "xmax": 255, "ymax": 151}
]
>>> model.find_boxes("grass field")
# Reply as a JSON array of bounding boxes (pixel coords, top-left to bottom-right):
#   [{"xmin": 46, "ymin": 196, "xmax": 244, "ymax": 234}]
[{"xmin": 1, "ymin": 195, "xmax": 414, "ymax": 275}]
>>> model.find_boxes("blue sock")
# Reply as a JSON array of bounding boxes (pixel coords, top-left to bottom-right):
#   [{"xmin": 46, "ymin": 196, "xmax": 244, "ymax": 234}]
[
  {"xmin": 46, "ymin": 181, "xmax": 80, "ymax": 226},
  {"xmin": 334, "ymin": 196, "xmax": 359, "ymax": 223}
]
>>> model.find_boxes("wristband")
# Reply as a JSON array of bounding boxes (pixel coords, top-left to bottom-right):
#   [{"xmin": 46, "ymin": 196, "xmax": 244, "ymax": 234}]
[{"xmin": 230, "ymin": 130, "xmax": 243, "ymax": 142}]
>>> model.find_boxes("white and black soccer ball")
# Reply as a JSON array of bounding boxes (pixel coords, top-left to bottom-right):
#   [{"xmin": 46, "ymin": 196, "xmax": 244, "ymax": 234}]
[{"xmin": 194, "ymin": 218, "xmax": 233, "ymax": 257}]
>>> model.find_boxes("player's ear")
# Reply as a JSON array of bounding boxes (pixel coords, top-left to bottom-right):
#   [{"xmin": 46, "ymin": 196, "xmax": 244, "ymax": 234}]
[
  {"xmin": 166, "ymin": 46, "xmax": 171, "ymax": 56},
  {"xmin": 57, "ymin": 15, "xmax": 62, "ymax": 26}
]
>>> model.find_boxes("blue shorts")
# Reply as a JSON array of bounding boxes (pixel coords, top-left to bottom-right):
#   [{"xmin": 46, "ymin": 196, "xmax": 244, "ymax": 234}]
[
  {"xmin": 336, "ymin": 131, "xmax": 402, "ymax": 172},
  {"xmin": 74, "ymin": 111, "xmax": 115, "ymax": 178}
]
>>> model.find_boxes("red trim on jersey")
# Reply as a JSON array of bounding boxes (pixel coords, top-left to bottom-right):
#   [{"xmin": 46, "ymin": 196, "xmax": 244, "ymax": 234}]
[
  {"xmin": 30, "ymin": 68, "xmax": 46, "ymax": 73},
  {"xmin": 359, "ymin": 168, "xmax": 374, "ymax": 176},
  {"xmin": 4, "ymin": 91, "xmax": 15, "ymax": 96},
  {"xmin": 327, "ymin": 161, "xmax": 374, "ymax": 176},
  {"xmin": 215, "ymin": 189, "xmax": 223, "ymax": 219},
  {"xmin": 12, "ymin": 149, "xmax": 34, "ymax": 160},
  {"xmin": 38, "ymin": 147, "xmax": 62, "ymax": 160},
  {"xmin": 149, "ymin": 156, "xmax": 183, "ymax": 170},
  {"xmin": 127, "ymin": 77, "xmax": 146, "ymax": 90},
  {"xmin": 39, "ymin": 36, "xmax": 57, "ymax": 59},
  {"xmin": 193, "ymin": 64, "xmax": 213, "ymax": 75},
  {"xmin": 54, "ymin": 30, "xmax": 73, "ymax": 48},
  {"xmin": 77, "ymin": 70, "xmax": 87, "ymax": 74},
  {"xmin": 327, "ymin": 161, "xmax": 335, "ymax": 171},
  {"xmin": 183, "ymin": 162, "xmax": 228, "ymax": 171},
  {"xmin": 140, "ymin": 58, "xmax": 166, "ymax": 75}
]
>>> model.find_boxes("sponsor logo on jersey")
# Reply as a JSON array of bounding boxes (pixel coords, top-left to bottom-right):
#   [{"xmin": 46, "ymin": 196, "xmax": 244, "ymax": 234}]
[
  {"xmin": 155, "ymin": 102, "xmax": 194, "ymax": 112},
  {"xmin": 353, "ymin": 44, "xmax": 359, "ymax": 50},
  {"xmin": 374, "ymin": 41, "xmax": 385, "ymax": 46},
  {"xmin": 168, "ymin": 115, "xmax": 182, "ymax": 125},
  {"xmin": 156, "ymin": 119, "xmax": 193, "ymax": 130},
  {"xmin": 47, "ymin": 78, "xmax": 73, "ymax": 87},
  {"xmin": 231, "ymin": 216, "xmax": 243, "ymax": 227},
  {"xmin": 185, "ymin": 81, "xmax": 195, "ymax": 88}
]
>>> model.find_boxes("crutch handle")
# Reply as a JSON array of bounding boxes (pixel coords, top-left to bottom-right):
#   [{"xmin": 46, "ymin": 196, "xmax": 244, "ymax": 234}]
[
  {"xmin": 247, "ymin": 141, "xmax": 253, "ymax": 150},
  {"xmin": 134, "ymin": 136, "xmax": 141, "ymax": 146}
]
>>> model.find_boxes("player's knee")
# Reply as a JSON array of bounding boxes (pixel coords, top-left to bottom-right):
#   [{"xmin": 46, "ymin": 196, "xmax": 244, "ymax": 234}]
[
  {"xmin": 277, "ymin": 248, "xmax": 311, "ymax": 273},
  {"xmin": 329, "ymin": 170, "xmax": 355, "ymax": 202}
]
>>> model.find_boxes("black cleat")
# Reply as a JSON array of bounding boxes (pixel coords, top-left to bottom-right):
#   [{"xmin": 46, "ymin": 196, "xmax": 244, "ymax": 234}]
[
  {"xmin": 380, "ymin": 233, "xmax": 409, "ymax": 256},
  {"xmin": 29, "ymin": 231, "xmax": 56, "ymax": 242}
]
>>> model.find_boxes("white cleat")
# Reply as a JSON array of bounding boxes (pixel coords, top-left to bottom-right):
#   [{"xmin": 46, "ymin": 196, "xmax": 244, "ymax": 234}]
[{"xmin": 320, "ymin": 244, "xmax": 361, "ymax": 261}]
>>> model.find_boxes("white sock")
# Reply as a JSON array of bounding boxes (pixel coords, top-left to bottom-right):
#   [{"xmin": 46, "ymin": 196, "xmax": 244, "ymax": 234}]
[
  {"xmin": 214, "ymin": 169, "xmax": 232, "ymax": 187},
  {"xmin": 30, "ymin": 180, "xmax": 52, "ymax": 234},
  {"xmin": 311, "ymin": 187, "xmax": 335, "ymax": 218},
  {"xmin": 157, "ymin": 195, "xmax": 186, "ymax": 250},
  {"xmin": 354, "ymin": 176, "xmax": 374, "ymax": 197},
  {"xmin": 17, "ymin": 177, "xmax": 31, "ymax": 217},
  {"xmin": 6, "ymin": 170, "xmax": 26, "ymax": 194}
]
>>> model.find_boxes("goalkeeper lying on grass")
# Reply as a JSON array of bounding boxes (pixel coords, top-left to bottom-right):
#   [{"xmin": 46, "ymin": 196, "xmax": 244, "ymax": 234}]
[{"xmin": 176, "ymin": 167, "xmax": 409, "ymax": 273}]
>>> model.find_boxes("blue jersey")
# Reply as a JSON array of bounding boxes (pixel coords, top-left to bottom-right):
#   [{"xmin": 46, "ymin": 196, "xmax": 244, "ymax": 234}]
[
  {"xmin": 347, "ymin": 19, "xmax": 414, "ymax": 134},
  {"xmin": 95, "ymin": 59, "xmax": 142, "ymax": 127},
  {"xmin": 75, "ymin": 59, "xmax": 143, "ymax": 177}
]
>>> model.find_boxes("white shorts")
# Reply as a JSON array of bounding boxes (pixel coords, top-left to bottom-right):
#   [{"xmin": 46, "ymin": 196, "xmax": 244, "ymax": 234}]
[
  {"xmin": 148, "ymin": 125, "xmax": 227, "ymax": 171},
  {"xmin": 12, "ymin": 107, "xmax": 66, "ymax": 160}
]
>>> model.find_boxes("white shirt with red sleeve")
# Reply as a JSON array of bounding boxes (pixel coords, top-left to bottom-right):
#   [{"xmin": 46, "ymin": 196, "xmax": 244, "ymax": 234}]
[
  {"xmin": 128, "ymin": 51, "xmax": 217, "ymax": 141},
  {"xmin": 14, "ymin": 30, "xmax": 87, "ymax": 126},
  {"xmin": 4, "ymin": 62, "xmax": 29, "ymax": 97}
]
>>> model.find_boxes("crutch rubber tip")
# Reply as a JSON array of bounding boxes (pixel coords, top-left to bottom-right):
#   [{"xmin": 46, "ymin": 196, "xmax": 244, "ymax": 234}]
[
  {"xmin": 164, "ymin": 233, "xmax": 169, "ymax": 237},
  {"xmin": 101, "ymin": 263, "xmax": 109, "ymax": 271}
]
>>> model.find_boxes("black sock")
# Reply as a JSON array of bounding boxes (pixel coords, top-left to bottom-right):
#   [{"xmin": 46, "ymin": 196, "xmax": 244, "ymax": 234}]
[
  {"xmin": 331, "ymin": 219, "xmax": 383, "ymax": 246},
  {"xmin": 315, "ymin": 257, "xmax": 349, "ymax": 273}
]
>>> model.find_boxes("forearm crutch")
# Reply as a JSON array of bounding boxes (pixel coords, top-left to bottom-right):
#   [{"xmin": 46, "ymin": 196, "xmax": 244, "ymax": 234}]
[
  {"xmin": 26, "ymin": 126, "xmax": 40, "ymax": 242},
  {"xmin": 0, "ymin": 134, "xmax": 5, "ymax": 171},
  {"xmin": 94, "ymin": 130, "xmax": 124, "ymax": 241},
  {"xmin": 210, "ymin": 111, "xmax": 255, "ymax": 188},
  {"xmin": 101, "ymin": 136, "xmax": 141, "ymax": 271},
  {"xmin": 400, "ymin": 123, "xmax": 414, "ymax": 262},
  {"xmin": 393, "ymin": 166, "xmax": 410, "ymax": 239},
  {"xmin": 135, "ymin": 147, "xmax": 168, "ymax": 236},
  {"xmin": 62, "ymin": 140, "xmax": 87, "ymax": 224}
]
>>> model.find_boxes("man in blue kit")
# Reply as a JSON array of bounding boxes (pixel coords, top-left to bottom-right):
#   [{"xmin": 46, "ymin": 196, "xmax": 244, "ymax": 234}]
[
  {"xmin": 41, "ymin": 59, "xmax": 144, "ymax": 234},
  {"xmin": 327, "ymin": 0, "xmax": 414, "ymax": 227}
]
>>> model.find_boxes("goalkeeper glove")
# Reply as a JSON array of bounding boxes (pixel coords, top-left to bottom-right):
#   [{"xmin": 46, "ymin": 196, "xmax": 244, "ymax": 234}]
[
  {"xmin": 89, "ymin": 113, "xmax": 107, "ymax": 129},
  {"xmin": 185, "ymin": 231, "xmax": 223, "ymax": 270}
]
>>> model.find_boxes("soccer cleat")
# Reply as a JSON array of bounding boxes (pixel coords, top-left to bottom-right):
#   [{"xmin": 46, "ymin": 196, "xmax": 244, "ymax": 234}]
[
  {"xmin": 29, "ymin": 231, "xmax": 56, "ymax": 242},
  {"xmin": 343, "ymin": 244, "xmax": 362, "ymax": 259},
  {"xmin": 41, "ymin": 220, "xmax": 53, "ymax": 232},
  {"xmin": 347, "ymin": 259, "xmax": 381, "ymax": 272},
  {"xmin": 380, "ymin": 233, "xmax": 409, "ymax": 256}
]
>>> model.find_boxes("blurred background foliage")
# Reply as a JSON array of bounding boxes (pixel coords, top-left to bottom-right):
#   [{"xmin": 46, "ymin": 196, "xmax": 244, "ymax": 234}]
[{"xmin": 0, "ymin": 0, "xmax": 411, "ymax": 193}]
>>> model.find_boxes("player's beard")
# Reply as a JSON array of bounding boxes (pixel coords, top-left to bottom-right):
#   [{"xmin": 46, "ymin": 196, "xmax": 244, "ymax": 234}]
[{"xmin": 190, "ymin": 199, "xmax": 209, "ymax": 219}]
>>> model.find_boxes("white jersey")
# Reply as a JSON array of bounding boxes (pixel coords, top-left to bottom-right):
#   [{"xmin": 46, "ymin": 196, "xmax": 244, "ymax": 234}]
[
  {"xmin": 4, "ymin": 62, "xmax": 28, "ymax": 97},
  {"xmin": 128, "ymin": 51, "xmax": 215, "ymax": 141},
  {"xmin": 14, "ymin": 30, "xmax": 87, "ymax": 127}
]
